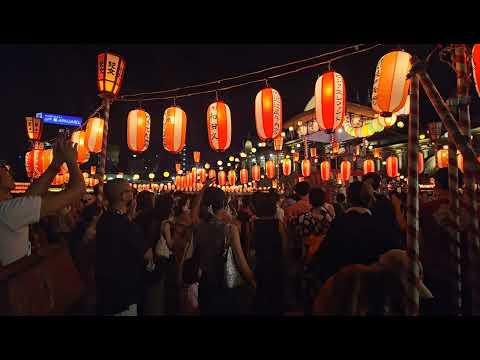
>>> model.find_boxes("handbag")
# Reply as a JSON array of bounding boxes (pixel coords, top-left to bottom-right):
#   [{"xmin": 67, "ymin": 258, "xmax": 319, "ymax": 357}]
[
  {"xmin": 223, "ymin": 224, "xmax": 246, "ymax": 289},
  {"xmin": 155, "ymin": 220, "xmax": 173, "ymax": 260}
]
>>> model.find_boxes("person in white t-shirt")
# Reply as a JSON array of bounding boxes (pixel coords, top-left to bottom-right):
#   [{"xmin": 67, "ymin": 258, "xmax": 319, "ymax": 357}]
[{"xmin": 0, "ymin": 135, "xmax": 85, "ymax": 266}]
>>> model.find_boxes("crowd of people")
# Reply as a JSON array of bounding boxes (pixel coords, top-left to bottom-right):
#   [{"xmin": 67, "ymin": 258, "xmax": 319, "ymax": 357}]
[{"xmin": 0, "ymin": 134, "xmax": 478, "ymax": 316}]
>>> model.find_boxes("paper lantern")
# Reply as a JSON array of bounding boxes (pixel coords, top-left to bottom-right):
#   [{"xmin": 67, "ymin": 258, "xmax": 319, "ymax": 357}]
[
  {"xmin": 372, "ymin": 50, "xmax": 412, "ymax": 117},
  {"xmin": 218, "ymin": 170, "xmax": 226, "ymax": 186},
  {"xmin": 191, "ymin": 168, "xmax": 197, "ymax": 184},
  {"xmin": 25, "ymin": 150, "xmax": 40, "ymax": 178},
  {"xmin": 208, "ymin": 169, "xmax": 216, "ymax": 180},
  {"xmin": 240, "ymin": 169, "xmax": 248, "ymax": 184},
  {"xmin": 51, "ymin": 174, "xmax": 64, "ymax": 186},
  {"xmin": 207, "ymin": 101, "xmax": 231, "ymax": 152},
  {"xmin": 127, "ymin": 109, "xmax": 151, "ymax": 153},
  {"xmin": 163, "ymin": 106, "xmax": 187, "ymax": 153},
  {"xmin": 175, "ymin": 175, "xmax": 181, "ymax": 187},
  {"xmin": 307, "ymin": 120, "xmax": 319, "ymax": 134},
  {"xmin": 265, "ymin": 160, "xmax": 275, "ymax": 179},
  {"xmin": 310, "ymin": 148, "xmax": 317, "ymax": 158},
  {"xmin": 198, "ymin": 168, "xmax": 207, "ymax": 183},
  {"xmin": 395, "ymin": 94, "xmax": 410, "ymax": 117},
  {"xmin": 228, "ymin": 170, "xmax": 236, "ymax": 186},
  {"xmin": 273, "ymin": 136, "xmax": 284, "ymax": 151},
  {"xmin": 472, "ymin": 44, "xmax": 480, "ymax": 97},
  {"xmin": 90, "ymin": 166, "xmax": 97, "ymax": 175},
  {"xmin": 373, "ymin": 148, "xmax": 381, "ymax": 159},
  {"xmin": 252, "ymin": 164, "xmax": 261, "ymax": 181},
  {"xmin": 193, "ymin": 151, "xmax": 201, "ymax": 163},
  {"xmin": 386, "ymin": 156, "xmax": 399, "ymax": 178},
  {"xmin": 332, "ymin": 141, "xmax": 340, "ymax": 156},
  {"xmin": 293, "ymin": 152, "xmax": 300, "ymax": 162},
  {"xmin": 363, "ymin": 159, "xmax": 375, "ymax": 175},
  {"xmin": 340, "ymin": 160, "xmax": 351, "ymax": 182},
  {"xmin": 255, "ymin": 87, "xmax": 282, "ymax": 141},
  {"xmin": 85, "ymin": 117, "xmax": 104, "ymax": 153},
  {"xmin": 301, "ymin": 159, "xmax": 311, "ymax": 177},
  {"xmin": 457, "ymin": 152, "xmax": 464, "ymax": 173},
  {"xmin": 320, "ymin": 161, "xmax": 331, "ymax": 181},
  {"xmin": 64, "ymin": 173, "xmax": 70, "ymax": 184},
  {"xmin": 25, "ymin": 117, "xmax": 43, "ymax": 141},
  {"xmin": 176, "ymin": 163, "xmax": 182, "ymax": 174},
  {"xmin": 418, "ymin": 152, "xmax": 424, "ymax": 174},
  {"xmin": 315, "ymin": 71, "xmax": 346, "ymax": 133},
  {"xmin": 436, "ymin": 149, "xmax": 448, "ymax": 168},
  {"xmin": 282, "ymin": 158, "xmax": 292, "ymax": 176},
  {"xmin": 186, "ymin": 172, "xmax": 192, "ymax": 187},
  {"xmin": 71, "ymin": 131, "xmax": 90, "ymax": 164},
  {"xmin": 97, "ymin": 52, "xmax": 126, "ymax": 96}
]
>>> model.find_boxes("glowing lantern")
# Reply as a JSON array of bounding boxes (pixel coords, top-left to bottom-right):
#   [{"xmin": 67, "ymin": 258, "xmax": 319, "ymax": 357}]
[
  {"xmin": 364, "ymin": 159, "xmax": 375, "ymax": 175},
  {"xmin": 175, "ymin": 175, "xmax": 181, "ymax": 187},
  {"xmin": 51, "ymin": 174, "xmax": 64, "ymax": 186},
  {"xmin": 320, "ymin": 161, "xmax": 331, "ymax": 181},
  {"xmin": 252, "ymin": 164, "xmax": 261, "ymax": 181},
  {"xmin": 186, "ymin": 172, "xmax": 192, "ymax": 187},
  {"xmin": 332, "ymin": 141, "xmax": 340, "ymax": 156},
  {"xmin": 395, "ymin": 94, "xmax": 410, "ymax": 117},
  {"xmin": 176, "ymin": 163, "xmax": 182, "ymax": 174},
  {"xmin": 310, "ymin": 148, "xmax": 317, "ymax": 158},
  {"xmin": 207, "ymin": 101, "xmax": 231, "ymax": 152},
  {"xmin": 386, "ymin": 156, "xmax": 399, "ymax": 178},
  {"xmin": 208, "ymin": 169, "xmax": 217, "ymax": 180},
  {"xmin": 25, "ymin": 150, "xmax": 40, "ymax": 178},
  {"xmin": 218, "ymin": 170, "xmax": 226, "ymax": 186},
  {"xmin": 228, "ymin": 170, "xmax": 236, "ymax": 186},
  {"xmin": 418, "ymin": 152, "xmax": 424, "ymax": 174},
  {"xmin": 372, "ymin": 50, "xmax": 412, "ymax": 117},
  {"xmin": 71, "ymin": 131, "xmax": 90, "ymax": 164},
  {"xmin": 301, "ymin": 159, "xmax": 311, "ymax": 177},
  {"xmin": 25, "ymin": 117, "xmax": 43, "ymax": 141},
  {"xmin": 255, "ymin": 87, "xmax": 282, "ymax": 141},
  {"xmin": 315, "ymin": 71, "xmax": 346, "ymax": 133},
  {"xmin": 378, "ymin": 113, "xmax": 397, "ymax": 128},
  {"xmin": 90, "ymin": 166, "xmax": 96, "ymax": 175},
  {"xmin": 163, "ymin": 106, "xmax": 187, "ymax": 153},
  {"xmin": 457, "ymin": 152, "xmax": 464, "ymax": 173},
  {"xmin": 88, "ymin": 178, "xmax": 96, "ymax": 187},
  {"xmin": 472, "ymin": 44, "xmax": 480, "ymax": 97},
  {"xmin": 340, "ymin": 160, "xmax": 351, "ymax": 182},
  {"xmin": 273, "ymin": 136, "xmax": 284, "ymax": 151},
  {"xmin": 193, "ymin": 151, "xmax": 201, "ymax": 163},
  {"xmin": 282, "ymin": 158, "xmax": 292, "ymax": 176},
  {"xmin": 265, "ymin": 160, "xmax": 275, "ymax": 179},
  {"xmin": 85, "ymin": 117, "xmax": 104, "ymax": 153},
  {"xmin": 436, "ymin": 149, "xmax": 448, "ymax": 168},
  {"xmin": 293, "ymin": 152, "xmax": 300, "ymax": 162},
  {"xmin": 240, "ymin": 169, "xmax": 248, "ymax": 184},
  {"xmin": 97, "ymin": 52, "xmax": 126, "ymax": 97},
  {"xmin": 127, "ymin": 109, "xmax": 150, "ymax": 153},
  {"xmin": 64, "ymin": 173, "xmax": 70, "ymax": 184},
  {"xmin": 373, "ymin": 148, "xmax": 381, "ymax": 159},
  {"xmin": 198, "ymin": 168, "xmax": 207, "ymax": 183}
]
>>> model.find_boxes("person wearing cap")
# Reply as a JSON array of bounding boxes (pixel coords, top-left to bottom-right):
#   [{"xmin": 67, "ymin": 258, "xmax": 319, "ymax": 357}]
[
  {"xmin": 313, "ymin": 249, "xmax": 433, "ymax": 316},
  {"xmin": 0, "ymin": 135, "xmax": 85, "ymax": 267}
]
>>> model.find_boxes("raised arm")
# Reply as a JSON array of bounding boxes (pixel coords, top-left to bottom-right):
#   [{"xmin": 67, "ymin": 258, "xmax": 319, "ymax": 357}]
[
  {"xmin": 191, "ymin": 178, "xmax": 213, "ymax": 225},
  {"xmin": 229, "ymin": 224, "xmax": 256, "ymax": 288},
  {"xmin": 38, "ymin": 138, "xmax": 86, "ymax": 218}
]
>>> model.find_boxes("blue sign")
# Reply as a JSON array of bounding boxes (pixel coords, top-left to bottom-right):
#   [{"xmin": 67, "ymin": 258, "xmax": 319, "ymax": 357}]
[{"xmin": 36, "ymin": 113, "xmax": 82, "ymax": 127}]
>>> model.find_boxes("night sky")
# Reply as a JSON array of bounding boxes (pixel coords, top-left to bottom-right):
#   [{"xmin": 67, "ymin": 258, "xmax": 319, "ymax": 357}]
[{"xmin": 2, "ymin": 44, "xmax": 479, "ymax": 180}]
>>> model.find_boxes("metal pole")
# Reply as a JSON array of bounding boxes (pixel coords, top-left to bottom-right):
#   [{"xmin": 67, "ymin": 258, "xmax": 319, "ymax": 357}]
[
  {"xmin": 97, "ymin": 95, "xmax": 112, "ymax": 203},
  {"xmin": 406, "ymin": 71, "xmax": 421, "ymax": 316}
]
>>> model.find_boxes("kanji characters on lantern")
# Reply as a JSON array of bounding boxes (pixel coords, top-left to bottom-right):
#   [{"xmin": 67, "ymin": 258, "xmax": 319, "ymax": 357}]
[
  {"xmin": 255, "ymin": 87, "xmax": 282, "ymax": 141},
  {"xmin": 97, "ymin": 52, "xmax": 126, "ymax": 96},
  {"xmin": 315, "ymin": 71, "xmax": 346, "ymax": 133},
  {"xmin": 25, "ymin": 117, "xmax": 43, "ymax": 141},
  {"xmin": 207, "ymin": 101, "xmax": 231, "ymax": 152}
]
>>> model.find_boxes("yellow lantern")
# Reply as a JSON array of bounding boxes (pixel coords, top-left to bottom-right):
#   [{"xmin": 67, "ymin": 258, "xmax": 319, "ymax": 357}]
[{"xmin": 97, "ymin": 52, "xmax": 126, "ymax": 96}]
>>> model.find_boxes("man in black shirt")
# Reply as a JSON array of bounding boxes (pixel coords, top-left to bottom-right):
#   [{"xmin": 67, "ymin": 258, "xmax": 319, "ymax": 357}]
[{"xmin": 96, "ymin": 179, "xmax": 148, "ymax": 316}]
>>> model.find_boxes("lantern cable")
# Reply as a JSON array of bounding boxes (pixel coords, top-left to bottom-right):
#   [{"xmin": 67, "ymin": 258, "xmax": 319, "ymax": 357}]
[
  {"xmin": 117, "ymin": 44, "xmax": 382, "ymax": 99},
  {"xmin": 114, "ymin": 44, "xmax": 383, "ymax": 103}
]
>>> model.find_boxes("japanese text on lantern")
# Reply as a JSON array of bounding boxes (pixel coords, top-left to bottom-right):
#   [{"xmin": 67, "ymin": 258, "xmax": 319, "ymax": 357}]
[
  {"xmin": 371, "ymin": 56, "xmax": 382, "ymax": 105},
  {"xmin": 272, "ymin": 90, "xmax": 281, "ymax": 135},
  {"xmin": 334, "ymin": 73, "xmax": 343, "ymax": 122},
  {"xmin": 209, "ymin": 103, "xmax": 219, "ymax": 141}
]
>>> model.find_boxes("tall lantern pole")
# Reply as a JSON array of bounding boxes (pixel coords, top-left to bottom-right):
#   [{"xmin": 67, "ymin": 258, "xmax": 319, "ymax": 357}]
[{"xmin": 96, "ymin": 52, "xmax": 126, "ymax": 201}]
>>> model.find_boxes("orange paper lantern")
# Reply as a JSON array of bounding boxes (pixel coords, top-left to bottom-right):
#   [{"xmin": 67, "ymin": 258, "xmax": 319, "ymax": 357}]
[
  {"xmin": 176, "ymin": 163, "xmax": 182, "ymax": 174},
  {"xmin": 25, "ymin": 117, "xmax": 43, "ymax": 141},
  {"xmin": 293, "ymin": 152, "xmax": 300, "ymax": 162},
  {"xmin": 418, "ymin": 152, "xmax": 424, "ymax": 174},
  {"xmin": 193, "ymin": 151, "xmax": 201, "ymax": 163},
  {"xmin": 340, "ymin": 160, "xmax": 351, "ymax": 182},
  {"xmin": 320, "ymin": 161, "xmax": 331, "ymax": 181},
  {"xmin": 252, "ymin": 164, "xmax": 261, "ymax": 181},
  {"xmin": 207, "ymin": 101, "xmax": 231, "ymax": 152},
  {"xmin": 310, "ymin": 148, "xmax": 317, "ymax": 158},
  {"xmin": 373, "ymin": 148, "xmax": 381, "ymax": 159},
  {"xmin": 282, "ymin": 158, "xmax": 292, "ymax": 176},
  {"xmin": 472, "ymin": 44, "xmax": 480, "ymax": 97},
  {"xmin": 273, "ymin": 136, "xmax": 284, "ymax": 151},
  {"xmin": 372, "ymin": 50, "xmax": 412, "ymax": 117},
  {"xmin": 85, "ymin": 117, "xmax": 104, "ymax": 153},
  {"xmin": 228, "ymin": 170, "xmax": 236, "ymax": 186},
  {"xmin": 255, "ymin": 87, "xmax": 282, "ymax": 141},
  {"xmin": 457, "ymin": 152, "xmax": 464, "ymax": 173},
  {"xmin": 363, "ymin": 159, "xmax": 375, "ymax": 175},
  {"xmin": 163, "ymin": 106, "xmax": 187, "ymax": 154},
  {"xmin": 265, "ymin": 160, "xmax": 275, "ymax": 179},
  {"xmin": 208, "ymin": 169, "xmax": 216, "ymax": 180},
  {"xmin": 71, "ymin": 131, "xmax": 90, "ymax": 164},
  {"xmin": 198, "ymin": 168, "xmax": 207, "ymax": 183},
  {"xmin": 315, "ymin": 71, "xmax": 346, "ymax": 133},
  {"xmin": 127, "ymin": 109, "xmax": 151, "ymax": 153},
  {"xmin": 218, "ymin": 170, "xmax": 226, "ymax": 186},
  {"xmin": 240, "ymin": 168, "xmax": 248, "ymax": 184},
  {"xmin": 386, "ymin": 156, "xmax": 399, "ymax": 178},
  {"xmin": 436, "ymin": 149, "xmax": 448, "ymax": 168},
  {"xmin": 301, "ymin": 159, "xmax": 311, "ymax": 177},
  {"xmin": 97, "ymin": 52, "xmax": 126, "ymax": 96}
]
